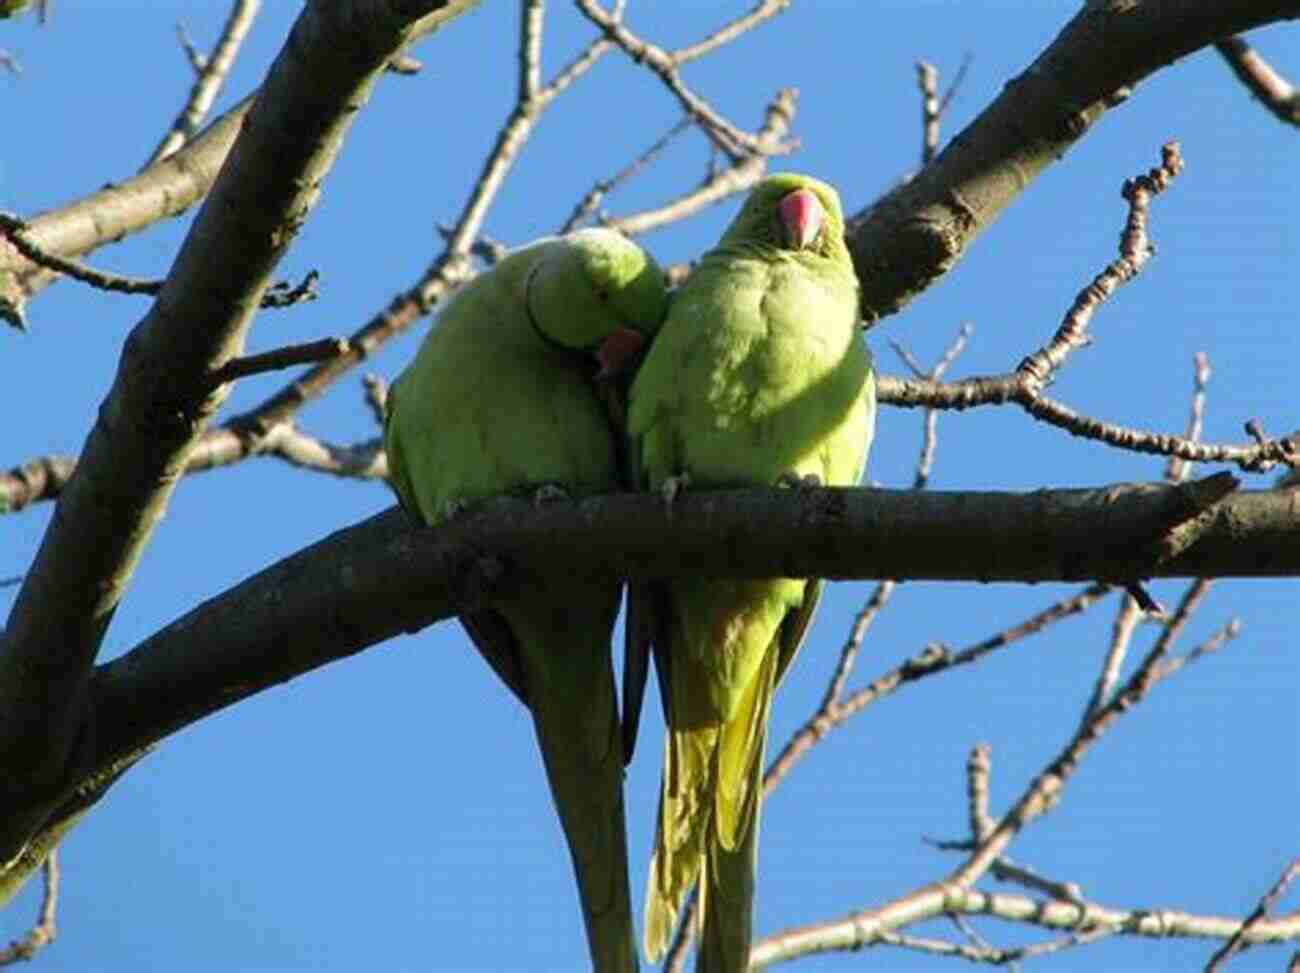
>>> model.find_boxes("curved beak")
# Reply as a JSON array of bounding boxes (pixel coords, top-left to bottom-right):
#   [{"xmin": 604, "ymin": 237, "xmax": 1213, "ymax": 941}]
[
  {"xmin": 594, "ymin": 326, "xmax": 645, "ymax": 379},
  {"xmin": 778, "ymin": 188, "xmax": 825, "ymax": 250}
]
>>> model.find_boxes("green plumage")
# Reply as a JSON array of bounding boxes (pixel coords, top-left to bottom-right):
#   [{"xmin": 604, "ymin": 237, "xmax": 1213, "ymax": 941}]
[
  {"xmin": 384, "ymin": 229, "xmax": 668, "ymax": 973},
  {"xmin": 627, "ymin": 174, "xmax": 876, "ymax": 972}
]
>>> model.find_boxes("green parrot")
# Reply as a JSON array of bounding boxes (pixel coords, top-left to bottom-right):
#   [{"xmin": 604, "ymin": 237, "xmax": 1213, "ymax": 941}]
[
  {"xmin": 383, "ymin": 228, "xmax": 669, "ymax": 973},
  {"xmin": 625, "ymin": 173, "xmax": 876, "ymax": 972}
]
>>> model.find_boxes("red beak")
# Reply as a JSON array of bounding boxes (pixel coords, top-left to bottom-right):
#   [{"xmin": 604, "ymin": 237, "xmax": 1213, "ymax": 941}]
[
  {"xmin": 595, "ymin": 326, "xmax": 645, "ymax": 379},
  {"xmin": 778, "ymin": 188, "xmax": 825, "ymax": 250}
]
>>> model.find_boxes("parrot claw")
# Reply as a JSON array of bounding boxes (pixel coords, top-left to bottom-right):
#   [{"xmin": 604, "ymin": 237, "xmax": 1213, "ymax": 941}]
[
  {"xmin": 660, "ymin": 472, "xmax": 691, "ymax": 510},
  {"xmin": 532, "ymin": 483, "xmax": 571, "ymax": 506},
  {"xmin": 438, "ymin": 497, "xmax": 470, "ymax": 521},
  {"xmin": 777, "ymin": 471, "xmax": 822, "ymax": 490}
]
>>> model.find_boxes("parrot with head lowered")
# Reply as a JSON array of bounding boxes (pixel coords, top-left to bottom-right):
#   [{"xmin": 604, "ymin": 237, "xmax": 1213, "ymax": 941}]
[
  {"xmin": 623, "ymin": 173, "xmax": 876, "ymax": 973},
  {"xmin": 383, "ymin": 228, "xmax": 669, "ymax": 973}
]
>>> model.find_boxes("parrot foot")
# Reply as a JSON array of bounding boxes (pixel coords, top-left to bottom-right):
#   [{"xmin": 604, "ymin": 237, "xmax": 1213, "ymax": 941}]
[
  {"xmin": 777, "ymin": 471, "xmax": 823, "ymax": 490},
  {"xmin": 660, "ymin": 472, "xmax": 692, "ymax": 510},
  {"xmin": 437, "ymin": 497, "xmax": 471, "ymax": 521},
  {"xmin": 531, "ymin": 483, "xmax": 571, "ymax": 506}
]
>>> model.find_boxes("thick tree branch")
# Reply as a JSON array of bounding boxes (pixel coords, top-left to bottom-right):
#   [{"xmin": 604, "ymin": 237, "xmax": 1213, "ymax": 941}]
[
  {"xmin": 0, "ymin": 478, "xmax": 1291, "ymax": 899},
  {"xmin": 847, "ymin": 0, "xmax": 1300, "ymax": 324},
  {"xmin": 0, "ymin": 0, "xmax": 481, "ymax": 873}
]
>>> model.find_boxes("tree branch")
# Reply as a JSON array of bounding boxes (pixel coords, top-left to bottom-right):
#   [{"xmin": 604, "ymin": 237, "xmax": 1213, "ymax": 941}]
[
  {"xmin": 145, "ymin": 0, "xmax": 262, "ymax": 166},
  {"xmin": 1216, "ymin": 36, "xmax": 1300, "ymax": 126},
  {"xmin": 847, "ymin": 0, "xmax": 1300, "ymax": 324},
  {"xmin": 0, "ymin": 93, "xmax": 255, "ymax": 328},
  {"xmin": 0, "ymin": 0, "xmax": 482, "ymax": 873}
]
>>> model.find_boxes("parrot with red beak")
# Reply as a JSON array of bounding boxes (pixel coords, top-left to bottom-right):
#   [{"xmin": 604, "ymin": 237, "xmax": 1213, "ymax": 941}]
[
  {"xmin": 625, "ymin": 173, "xmax": 876, "ymax": 972},
  {"xmin": 385, "ymin": 228, "xmax": 668, "ymax": 972}
]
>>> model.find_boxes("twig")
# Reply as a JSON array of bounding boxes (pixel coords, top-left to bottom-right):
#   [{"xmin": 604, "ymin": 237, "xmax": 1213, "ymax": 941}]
[
  {"xmin": 435, "ymin": 226, "xmax": 508, "ymax": 265},
  {"xmin": 752, "ymin": 885, "xmax": 1299, "ymax": 966},
  {"xmin": 259, "ymin": 269, "xmax": 320, "ymax": 308},
  {"xmin": 439, "ymin": 2, "xmax": 613, "ymax": 262},
  {"xmin": 573, "ymin": 0, "xmax": 794, "ymax": 160},
  {"xmin": 386, "ymin": 54, "xmax": 422, "ymax": 75},
  {"xmin": 875, "ymin": 145, "xmax": 1299, "ymax": 474},
  {"xmin": 670, "ymin": 0, "xmax": 791, "ymax": 65},
  {"xmin": 1215, "ymin": 37, "xmax": 1300, "ymax": 126},
  {"xmin": 604, "ymin": 88, "xmax": 798, "ymax": 237},
  {"xmin": 938, "ymin": 53, "xmax": 972, "ymax": 116},
  {"xmin": 950, "ymin": 577, "xmax": 1214, "ymax": 888},
  {"xmin": 210, "ymin": 338, "xmax": 350, "ymax": 385},
  {"xmin": 561, "ymin": 116, "xmax": 692, "ymax": 233},
  {"xmin": 1017, "ymin": 141, "xmax": 1183, "ymax": 395},
  {"xmin": 1166, "ymin": 352, "xmax": 1211, "ymax": 483},
  {"xmin": 889, "ymin": 322, "xmax": 972, "ymax": 489},
  {"xmin": 875, "ymin": 924, "xmax": 1113, "ymax": 965},
  {"xmin": 1079, "ymin": 593, "xmax": 1141, "ymax": 725},
  {"xmin": 1205, "ymin": 859, "xmax": 1300, "ymax": 972},
  {"xmin": 0, "ymin": 850, "xmax": 58, "ymax": 965},
  {"xmin": 362, "ymin": 374, "xmax": 389, "ymax": 428},
  {"xmin": 147, "ymin": 0, "xmax": 261, "ymax": 166},
  {"xmin": 0, "ymin": 213, "xmax": 164, "ymax": 296},
  {"xmin": 0, "ymin": 213, "xmax": 317, "ymax": 308},
  {"xmin": 176, "ymin": 22, "xmax": 208, "ymax": 72},
  {"xmin": 1156, "ymin": 616, "xmax": 1241, "ymax": 680},
  {"xmin": 0, "ymin": 577, "xmax": 22, "ymax": 589},
  {"xmin": 917, "ymin": 61, "xmax": 940, "ymax": 166},
  {"xmin": 966, "ymin": 743, "xmax": 993, "ymax": 840}
]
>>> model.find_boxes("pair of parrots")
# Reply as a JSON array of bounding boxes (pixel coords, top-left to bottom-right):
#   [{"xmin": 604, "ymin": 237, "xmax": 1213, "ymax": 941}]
[{"xmin": 384, "ymin": 173, "xmax": 877, "ymax": 973}]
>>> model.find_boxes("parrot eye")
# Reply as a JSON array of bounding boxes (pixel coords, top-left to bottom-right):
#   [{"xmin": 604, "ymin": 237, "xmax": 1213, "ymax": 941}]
[{"xmin": 594, "ymin": 289, "xmax": 610, "ymax": 302}]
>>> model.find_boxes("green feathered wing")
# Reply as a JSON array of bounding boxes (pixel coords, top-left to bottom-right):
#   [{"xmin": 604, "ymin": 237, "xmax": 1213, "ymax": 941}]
[
  {"xmin": 627, "ymin": 174, "xmax": 876, "ymax": 973},
  {"xmin": 385, "ymin": 230, "xmax": 668, "ymax": 973}
]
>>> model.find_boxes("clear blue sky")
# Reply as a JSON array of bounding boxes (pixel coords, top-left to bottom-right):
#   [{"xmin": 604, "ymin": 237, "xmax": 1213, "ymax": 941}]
[{"xmin": 2, "ymin": 3, "xmax": 1296, "ymax": 971}]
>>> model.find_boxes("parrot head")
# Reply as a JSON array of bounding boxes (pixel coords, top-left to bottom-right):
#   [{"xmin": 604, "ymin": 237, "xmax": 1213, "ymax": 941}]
[
  {"xmin": 722, "ymin": 172, "xmax": 850, "ymax": 264},
  {"xmin": 526, "ymin": 228, "xmax": 669, "ymax": 378}
]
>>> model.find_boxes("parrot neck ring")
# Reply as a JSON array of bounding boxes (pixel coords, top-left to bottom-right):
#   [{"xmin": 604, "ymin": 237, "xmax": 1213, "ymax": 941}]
[{"xmin": 523, "ymin": 262, "xmax": 598, "ymax": 367}]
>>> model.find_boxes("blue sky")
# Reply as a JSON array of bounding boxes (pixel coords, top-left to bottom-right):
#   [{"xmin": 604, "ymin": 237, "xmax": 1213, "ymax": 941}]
[{"xmin": 2, "ymin": 3, "xmax": 1296, "ymax": 971}]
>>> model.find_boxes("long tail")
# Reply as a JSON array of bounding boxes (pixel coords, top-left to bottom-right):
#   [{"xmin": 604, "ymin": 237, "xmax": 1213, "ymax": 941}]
[
  {"xmin": 698, "ymin": 644, "xmax": 778, "ymax": 973},
  {"xmin": 644, "ymin": 645, "xmax": 779, "ymax": 973},
  {"xmin": 644, "ymin": 722, "xmax": 714, "ymax": 963},
  {"xmin": 530, "ymin": 656, "xmax": 637, "ymax": 973}
]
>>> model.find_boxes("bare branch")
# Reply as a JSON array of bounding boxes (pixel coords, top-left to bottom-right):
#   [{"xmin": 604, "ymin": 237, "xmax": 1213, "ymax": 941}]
[
  {"xmin": 210, "ymin": 338, "xmax": 351, "ymax": 385},
  {"xmin": 670, "ymin": 0, "xmax": 791, "ymax": 65},
  {"xmin": 146, "ymin": 0, "xmax": 261, "ymax": 166},
  {"xmin": 1216, "ymin": 36, "xmax": 1300, "ymax": 126},
  {"xmin": 175, "ymin": 22, "xmax": 208, "ymax": 73},
  {"xmin": 848, "ymin": 1, "xmax": 1300, "ymax": 323},
  {"xmin": 753, "ymin": 886, "xmax": 1300, "ymax": 967},
  {"xmin": 362, "ymin": 374, "xmax": 389, "ymax": 428},
  {"xmin": 0, "ymin": 850, "xmax": 56, "ymax": 965},
  {"xmin": 916, "ymin": 61, "xmax": 940, "ymax": 166},
  {"xmin": 561, "ymin": 116, "xmax": 692, "ymax": 233},
  {"xmin": 0, "ymin": 0, "xmax": 483, "ymax": 874},
  {"xmin": 573, "ymin": 0, "xmax": 795, "ymax": 160},
  {"xmin": 0, "ymin": 93, "xmax": 255, "ymax": 328},
  {"xmin": 0, "ymin": 214, "xmax": 319, "ymax": 312},
  {"xmin": 875, "ymin": 146, "xmax": 1297, "ymax": 474},
  {"xmin": 606, "ymin": 88, "xmax": 797, "ymax": 237},
  {"xmin": 1205, "ymin": 859, "xmax": 1300, "ymax": 971},
  {"xmin": 1079, "ymin": 593, "xmax": 1141, "ymax": 726},
  {"xmin": 949, "ymin": 578, "xmax": 1216, "ymax": 891},
  {"xmin": 1019, "ymin": 141, "xmax": 1182, "ymax": 393},
  {"xmin": 1167, "ymin": 352, "xmax": 1212, "ymax": 483},
  {"xmin": 518, "ymin": 0, "xmax": 544, "ymax": 103}
]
